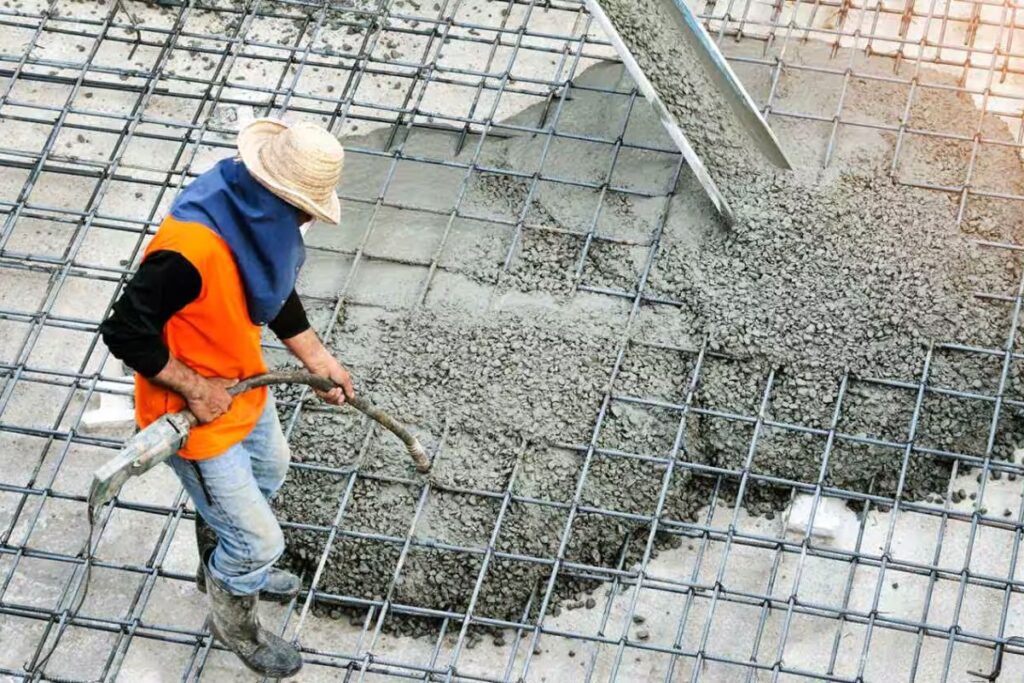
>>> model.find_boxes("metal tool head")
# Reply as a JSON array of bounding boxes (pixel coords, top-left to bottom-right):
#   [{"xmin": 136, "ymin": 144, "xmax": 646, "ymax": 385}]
[{"xmin": 87, "ymin": 412, "xmax": 193, "ymax": 515}]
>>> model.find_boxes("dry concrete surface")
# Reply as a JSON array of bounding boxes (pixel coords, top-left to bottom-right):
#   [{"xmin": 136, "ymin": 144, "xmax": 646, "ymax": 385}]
[{"xmin": 2, "ymin": 0, "xmax": 1024, "ymax": 681}]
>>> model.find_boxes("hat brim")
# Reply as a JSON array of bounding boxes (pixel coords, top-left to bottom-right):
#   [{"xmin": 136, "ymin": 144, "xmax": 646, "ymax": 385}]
[{"xmin": 237, "ymin": 118, "xmax": 342, "ymax": 225}]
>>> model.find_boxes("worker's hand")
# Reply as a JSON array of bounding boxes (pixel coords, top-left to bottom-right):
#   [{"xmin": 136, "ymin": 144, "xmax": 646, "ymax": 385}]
[
  {"xmin": 184, "ymin": 376, "xmax": 237, "ymax": 424},
  {"xmin": 306, "ymin": 354, "xmax": 355, "ymax": 406}
]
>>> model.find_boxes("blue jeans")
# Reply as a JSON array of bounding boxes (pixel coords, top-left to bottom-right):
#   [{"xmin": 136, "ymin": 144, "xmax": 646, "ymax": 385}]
[{"xmin": 168, "ymin": 395, "xmax": 290, "ymax": 596}]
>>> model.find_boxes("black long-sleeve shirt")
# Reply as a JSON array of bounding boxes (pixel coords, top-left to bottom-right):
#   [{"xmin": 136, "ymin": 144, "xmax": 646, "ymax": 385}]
[{"xmin": 99, "ymin": 250, "xmax": 310, "ymax": 377}]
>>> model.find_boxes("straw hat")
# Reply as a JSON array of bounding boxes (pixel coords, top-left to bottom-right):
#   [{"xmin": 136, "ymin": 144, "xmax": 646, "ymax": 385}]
[{"xmin": 237, "ymin": 118, "xmax": 344, "ymax": 224}]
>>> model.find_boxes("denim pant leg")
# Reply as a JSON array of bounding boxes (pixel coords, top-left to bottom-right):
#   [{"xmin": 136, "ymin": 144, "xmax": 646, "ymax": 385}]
[
  {"xmin": 245, "ymin": 394, "xmax": 292, "ymax": 501},
  {"xmin": 168, "ymin": 432, "xmax": 284, "ymax": 596}
]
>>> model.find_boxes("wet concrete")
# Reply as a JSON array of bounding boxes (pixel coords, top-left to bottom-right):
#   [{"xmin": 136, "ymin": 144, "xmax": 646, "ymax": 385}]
[{"xmin": 272, "ymin": 30, "xmax": 1024, "ymax": 630}]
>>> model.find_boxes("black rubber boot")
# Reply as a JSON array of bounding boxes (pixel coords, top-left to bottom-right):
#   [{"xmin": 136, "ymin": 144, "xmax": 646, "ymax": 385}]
[
  {"xmin": 206, "ymin": 568, "xmax": 304, "ymax": 678},
  {"xmin": 195, "ymin": 515, "xmax": 300, "ymax": 602}
]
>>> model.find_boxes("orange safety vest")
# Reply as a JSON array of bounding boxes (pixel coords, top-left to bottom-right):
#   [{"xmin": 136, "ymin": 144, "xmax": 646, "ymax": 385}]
[{"xmin": 134, "ymin": 216, "xmax": 268, "ymax": 459}]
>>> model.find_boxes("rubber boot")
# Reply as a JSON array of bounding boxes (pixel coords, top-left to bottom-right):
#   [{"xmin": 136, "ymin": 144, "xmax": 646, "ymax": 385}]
[
  {"xmin": 195, "ymin": 515, "xmax": 300, "ymax": 602},
  {"xmin": 206, "ymin": 569, "xmax": 304, "ymax": 678}
]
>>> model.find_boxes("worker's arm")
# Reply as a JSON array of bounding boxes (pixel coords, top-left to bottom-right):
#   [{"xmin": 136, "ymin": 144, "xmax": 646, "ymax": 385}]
[
  {"xmin": 267, "ymin": 290, "xmax": 310, "ymax": 340},
  {"xmin": 267, "ymin": 289, "xmax": 354, "ymax": 405},
  {"xmin": 150, "ymin": 357, "xmax": 237, "ymax": 423},
  {"xmin": 278, "ymin": 326, "xmax": 355, "ymax": 406},
  {"xmin": 100, "ymin": 251, "xmax": 234, "ymax": 424}
]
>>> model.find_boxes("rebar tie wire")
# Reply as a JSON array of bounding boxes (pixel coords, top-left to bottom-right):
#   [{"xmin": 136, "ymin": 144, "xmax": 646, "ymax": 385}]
[
  {"xmin": 968, "ymin": 636, "xmax": 1024, "ymax": 681},
  {"xmin": 114, "ymin": 0, "xmax": 142, "ymax": 38}
]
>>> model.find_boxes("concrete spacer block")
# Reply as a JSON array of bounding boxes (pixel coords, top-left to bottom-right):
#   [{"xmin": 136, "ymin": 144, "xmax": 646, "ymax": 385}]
[
  {"xmin": 785, "ymin": 493, "xmax": 846, "ymax": 539},
  {"xmin": 82, "ymin": 355, "xmax": 135, "ymax": 432}
]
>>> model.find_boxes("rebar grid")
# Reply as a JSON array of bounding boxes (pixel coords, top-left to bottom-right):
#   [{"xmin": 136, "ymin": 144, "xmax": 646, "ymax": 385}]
[
  {"xmin": 1, "ymin": 0, "xmax": 1023, "ymax": 681},
  {"xmin": 699, "ymin": 0, "xmax": 1024, "ymax": 225}
]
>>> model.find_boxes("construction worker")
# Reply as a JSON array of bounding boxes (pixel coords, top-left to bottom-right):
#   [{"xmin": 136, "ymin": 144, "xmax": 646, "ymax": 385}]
[{"xmin": 100, "ymin": 119, "xmax": 352, "ymax": 678}]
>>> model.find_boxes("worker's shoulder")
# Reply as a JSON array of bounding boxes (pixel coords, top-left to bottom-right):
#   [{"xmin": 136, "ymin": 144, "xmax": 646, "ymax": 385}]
[{"xmin": 150, "ymin": 216, "xmax": 231, "ymax": 265}]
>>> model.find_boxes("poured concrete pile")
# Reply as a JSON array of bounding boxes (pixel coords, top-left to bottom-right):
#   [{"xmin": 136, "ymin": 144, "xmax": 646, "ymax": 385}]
[{"xmin": 273, "ymin": 5, "xmax": 1024, "ymax": 632}]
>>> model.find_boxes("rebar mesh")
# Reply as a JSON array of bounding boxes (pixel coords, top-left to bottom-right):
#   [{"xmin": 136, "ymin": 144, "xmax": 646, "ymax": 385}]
[{"xmin": 1, "ymin": 0, "xmax": 1023, "ymax": 681}]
